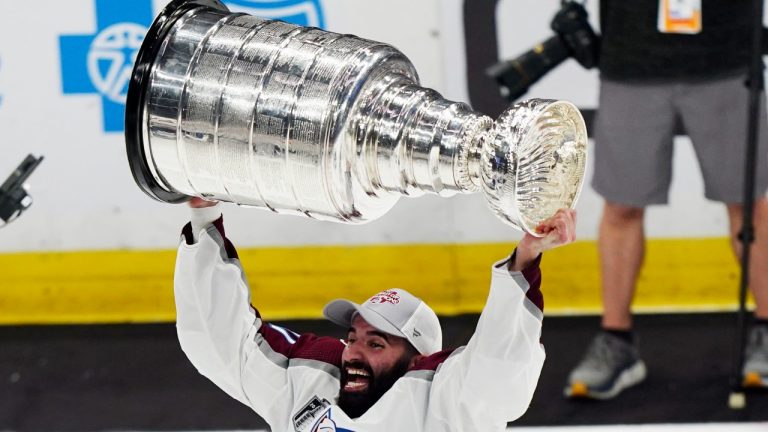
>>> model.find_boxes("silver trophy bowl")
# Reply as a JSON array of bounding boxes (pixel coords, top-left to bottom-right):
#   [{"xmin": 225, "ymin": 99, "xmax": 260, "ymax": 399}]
[{"xmin": 125, "ymin": 0, "xmax": 587, "ymax": 235}]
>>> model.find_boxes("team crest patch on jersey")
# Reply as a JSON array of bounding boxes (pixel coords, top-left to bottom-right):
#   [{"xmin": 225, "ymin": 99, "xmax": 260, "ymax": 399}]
[
  {"xmin": 293, "ymin": 396, "xmax": 330, "ymax": 431},
  {"xmin": 369, "ymin": 290, "xmax": 400, "ymax": 305},
  {"xmin": 310, "ymin": 407, "xmax": 355, "ymax": 432}
]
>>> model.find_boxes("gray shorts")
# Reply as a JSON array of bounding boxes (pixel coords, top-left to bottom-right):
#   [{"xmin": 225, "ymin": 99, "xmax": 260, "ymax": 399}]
[{"xmin": 591, "ymin": 75, "xmax": 768, "ymax": 206}]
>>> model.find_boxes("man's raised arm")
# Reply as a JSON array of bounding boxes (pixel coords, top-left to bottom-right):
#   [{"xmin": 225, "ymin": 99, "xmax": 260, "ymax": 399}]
[
  {"xmin": 174, "ymin": 198, "xmax": 298, "ymax": 429},
  {"xmin": 425, "ymin": 209, "xmax": 576, "ymax": 430}
]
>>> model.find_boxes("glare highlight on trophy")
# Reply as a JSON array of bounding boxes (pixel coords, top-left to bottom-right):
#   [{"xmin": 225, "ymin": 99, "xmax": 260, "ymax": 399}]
[{"xmin": 125, "ymin": 0, "xmax": 587, "ymax": 235}]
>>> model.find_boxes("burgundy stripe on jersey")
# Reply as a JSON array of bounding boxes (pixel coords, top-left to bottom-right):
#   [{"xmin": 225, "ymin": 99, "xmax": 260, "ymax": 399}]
[
  {"xmin": 521, "ymin": 253, "xmax": 543, "ymax": 312},
  {"xmin": 181, "ymin": 222, "xmax": 194, "ymax": 245},
  {"xmin": 409, "ymin": 348, "xmax": 458, "ymax": 372},
  {"xmin": 211, "ymin": 217, "xmax": 239, "ymax": 259},
  {"xmin": 181, "ymin": 216, "xmax": 238, "ymax": 259},
  {"xmin": 495, "ymin": 250, "xmax": 544, "ymax": 312},
  {"xmin": 258, "ymin": 323, "xmax": 345, "ymax": 367}
]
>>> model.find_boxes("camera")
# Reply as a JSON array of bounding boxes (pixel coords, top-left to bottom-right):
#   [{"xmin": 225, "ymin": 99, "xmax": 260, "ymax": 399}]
[
  {"xmin": 487, "ymin": 0, "xmax": 600, "ymax": 102},
  {"xmin": 0, "ymin": 154, "xmax": 43, "ymax": 227}
]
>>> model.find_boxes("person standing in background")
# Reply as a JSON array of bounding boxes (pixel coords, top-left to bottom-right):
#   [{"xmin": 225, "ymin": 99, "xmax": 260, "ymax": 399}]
[{"xmin": 565, "ymin": 0, "xmax": 768, "ymax": 399}]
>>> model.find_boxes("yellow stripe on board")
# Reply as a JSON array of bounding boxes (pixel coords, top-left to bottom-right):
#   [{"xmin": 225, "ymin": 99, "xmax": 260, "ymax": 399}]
[{"xmin": 0, "ymin": 238, "xmax": 754, "ymax": 325}]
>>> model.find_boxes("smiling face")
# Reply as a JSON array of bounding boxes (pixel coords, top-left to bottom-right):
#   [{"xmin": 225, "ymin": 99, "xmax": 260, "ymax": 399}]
[{"xmin": 337, "ymin": 314, "xmax": 422, "ymax": 418}]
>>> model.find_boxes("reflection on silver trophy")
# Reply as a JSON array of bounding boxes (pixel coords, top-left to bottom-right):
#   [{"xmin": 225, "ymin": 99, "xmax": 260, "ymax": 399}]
[{"xmin": 125, "ymin": 0, "xmax": 587, "ymax": 235}]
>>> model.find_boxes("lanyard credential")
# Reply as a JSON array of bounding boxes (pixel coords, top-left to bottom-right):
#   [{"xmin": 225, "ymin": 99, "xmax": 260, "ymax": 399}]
[{"xmin": 658, "ymin": 0, "xmax": 702, "ymax": 34}]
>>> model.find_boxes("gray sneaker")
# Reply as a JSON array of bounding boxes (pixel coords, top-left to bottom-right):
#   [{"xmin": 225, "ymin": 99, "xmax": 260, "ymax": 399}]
[
  {"xmin": 742, "ymin": 325, "xmax": 768, "ymax": 388},
  {"xmin": 565, "ymin": 332, "xmax": 647, "ymax": 399}
]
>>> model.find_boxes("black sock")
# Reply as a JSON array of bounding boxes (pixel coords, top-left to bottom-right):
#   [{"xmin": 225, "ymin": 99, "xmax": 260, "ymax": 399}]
[
  {"xmin": 602, "ymin": 328, "xmax": 634, "ymax": 344},
  {"xmin": 753, "ymin": 317, "xmax": 768, "ymax": 327}
]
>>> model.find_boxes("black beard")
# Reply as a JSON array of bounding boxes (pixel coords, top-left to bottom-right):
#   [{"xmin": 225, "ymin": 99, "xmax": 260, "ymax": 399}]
[{"xmin": 337, "ymin": 356, "xmax": 411, "ymax": 419}]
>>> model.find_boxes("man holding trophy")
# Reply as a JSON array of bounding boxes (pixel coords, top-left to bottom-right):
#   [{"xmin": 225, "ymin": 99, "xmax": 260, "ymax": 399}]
[
  {"xmin": 125, "ymin": 1, "xmax": 588, "ymax": 430},
  {"xmin": 176, "ymin": 198, "xmax": 574, "ymax": 431}
]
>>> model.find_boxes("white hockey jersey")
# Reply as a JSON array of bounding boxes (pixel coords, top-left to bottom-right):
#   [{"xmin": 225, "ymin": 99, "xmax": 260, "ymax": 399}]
[{"xmin": 174, "ymin": 213, "xmax": 546, "ymax": 432}]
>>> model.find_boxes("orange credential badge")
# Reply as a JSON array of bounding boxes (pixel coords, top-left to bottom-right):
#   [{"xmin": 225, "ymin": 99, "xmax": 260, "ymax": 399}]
[{"xmin": 658, "ymin": 0, "xmax": 702, "ymax": 34}]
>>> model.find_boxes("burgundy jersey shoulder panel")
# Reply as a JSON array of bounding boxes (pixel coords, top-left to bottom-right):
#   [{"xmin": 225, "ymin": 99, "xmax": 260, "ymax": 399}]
[
  {"xmin": 409, "ymin": 348, "xmax": 458, "ymax": 372},
  {"xmin": 258, "ymin": 322, "xmax": 344, "ymax": 368}
]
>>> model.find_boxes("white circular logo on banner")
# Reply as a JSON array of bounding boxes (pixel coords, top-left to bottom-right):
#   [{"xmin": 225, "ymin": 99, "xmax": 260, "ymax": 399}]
[{"xmin": 87, "ymin": 23, "xmax": 146, "ymax": 104}]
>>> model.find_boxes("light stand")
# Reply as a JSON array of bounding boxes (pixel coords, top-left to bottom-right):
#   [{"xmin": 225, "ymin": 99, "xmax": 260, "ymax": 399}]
[{"xmin": 727, "ymin": 0, "xmax": 764, "ymax": 410}]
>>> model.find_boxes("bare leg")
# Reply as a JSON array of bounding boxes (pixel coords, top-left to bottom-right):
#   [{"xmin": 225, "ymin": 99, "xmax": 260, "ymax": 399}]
[
  {"xmin": 726, "ymin": 197, "xmax": 768, "ymax": 319},
  {"xmin": 599, "ymin": 202, "xmax": 646, "ymax": 330}
]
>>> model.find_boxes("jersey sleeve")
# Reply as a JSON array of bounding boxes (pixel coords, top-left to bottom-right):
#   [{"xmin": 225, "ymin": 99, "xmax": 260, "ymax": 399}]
[
  {"xmin": 425, "ymin": 252, "xmax": 546, "ymax": 430},
  {"xmin": 174, "ymin": 211, "xmax": 344, "ymax": 430}
]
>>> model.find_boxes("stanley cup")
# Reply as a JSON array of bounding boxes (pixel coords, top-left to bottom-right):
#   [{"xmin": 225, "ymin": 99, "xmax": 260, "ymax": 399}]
[{"xmin": 125, "ymin": 0, "xmax": 588, "ymax": 235}]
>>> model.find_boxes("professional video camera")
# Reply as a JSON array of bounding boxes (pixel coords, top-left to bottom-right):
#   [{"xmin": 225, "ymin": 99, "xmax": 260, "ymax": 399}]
[
  {"xmin": 487, "ymin": 0, "xmax": 599, "ymax": 102},
  {"xmin": 0, "ymin": 154, "xmax": 43, "ymax": 228}
]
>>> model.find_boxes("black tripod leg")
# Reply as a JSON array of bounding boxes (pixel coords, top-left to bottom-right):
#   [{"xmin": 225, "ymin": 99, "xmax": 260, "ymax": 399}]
[{"xmin": 728, "ymin": 0, "xmax": 764, "ymax": 410}]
